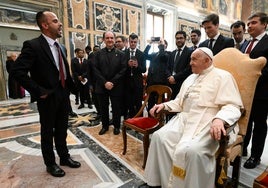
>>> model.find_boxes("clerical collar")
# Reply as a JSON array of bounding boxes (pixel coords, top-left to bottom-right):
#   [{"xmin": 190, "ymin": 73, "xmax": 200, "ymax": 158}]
[{"xmin": 105, "ymin": 47, "xmax": 115, "ymax": 52}]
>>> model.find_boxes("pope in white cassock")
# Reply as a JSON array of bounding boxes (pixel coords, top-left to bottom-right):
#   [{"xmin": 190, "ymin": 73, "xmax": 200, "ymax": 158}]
[{"xmin": 142, "ymin": 47, "xmax": 243, "ymax": 188}]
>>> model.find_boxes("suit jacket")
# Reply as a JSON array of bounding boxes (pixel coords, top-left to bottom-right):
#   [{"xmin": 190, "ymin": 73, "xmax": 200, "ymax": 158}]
[
  {"xmin": 144, "ymin": 44, "xmax": 170, "ymax": 86},
  {"xmin": 168, "ymin": 46, "xmax": 192, "ymax": 85},
  {"xmin": 242, "ymin": 34, "xmax": 268, "ymax": 99},
  {"xmin": 167, "ymin": 46, "xmax": 192, "ymax": 98},
  {"xmin": 199, "ymin": 34, "xmax": 234, "ymax": 55},
  {"xmin": 124, "ymin": 48, "xmax": 146, "ymax": 89},
  {"xmin": 10, "ymin": 35, "xmax": 76, "ymax": 102},
  {"xmin": 93, "ymin": 47, "xmax": 127, "ymax": 96},
  {"xmin": 71, "ymin": 57, "xmax": 91, "ymax": 86},
  {"xmin": 238, "ymin": 39, "xmax": 248, "ymax": 52}
]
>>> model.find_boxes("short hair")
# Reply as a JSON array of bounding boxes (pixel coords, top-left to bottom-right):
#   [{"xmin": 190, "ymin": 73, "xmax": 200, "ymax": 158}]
[
  {"xmin": 248, "ymin": 12, "xmax": 268, "ymax": 25},
  {"xmin": 74, "ymin": 48, "xmax": 83, "ymax": 53},
  {"xmin": 102, "ymin": 31, "xmax": 116, "ymax": 39},
  {"xmin": 230, "ymin": 21, "xmax": 246, "ymax": 30},
  {"xmin": 164, "ymin": 39, "xmax": 168, "ymax": 46},
  {"xmin": 116, "ymin": 35, "xmax": 126, "ymax": 42},
  {"xmin": 85, "ymin": 45, "xmax": 92, "ymax": 51},
  {"xmin": 36, "ymin": 11, "xmax": 46, "ymax": 29},
  {"xmin": 202, "ymin": 13, "xmax": 219, "ymax": 26},
  {"xmin": 175, "ymin": 30, "xmax": 187, "ymax": 39},
  {"xmin": 129, "ymin": 33, "xmax": 138, "ymax": 40},
  {"xmin": 191, "ymin": 29, "xmax": 201, "ymax": 37},
  {"xmin": 93, "ymin": 45, "xmax": 100, "ymax": 49}
]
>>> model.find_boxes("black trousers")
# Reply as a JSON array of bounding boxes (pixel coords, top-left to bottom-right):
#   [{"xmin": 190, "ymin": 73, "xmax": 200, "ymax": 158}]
[
  {"xmin": 243, "ymin": 98, "xmax": 268, "ymax": 159},
  {"xmin": 79, "ymin": 83, "xmax": 92, "ymax": 105},
  {"xmin": 126, "ymin": 86, "xmax": 143, "ymax": 118},
  {"xmin": 37, "ymin": 85, "xmax": 70, "ymax": 166},
  {"xmin": 97, "ymin": 93, "xmax": 121, "ymax": 129}
]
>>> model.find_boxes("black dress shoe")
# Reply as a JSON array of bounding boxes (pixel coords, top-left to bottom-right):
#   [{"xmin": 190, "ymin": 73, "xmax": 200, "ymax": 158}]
[
  {"xmin": 243, "ymin": 157, "xmax": 260, "ymax": 169},
  {"xmin": 113, "ymin": 128, "xmax": 120, "ymax": 135},
  {"xmin": 75, "ymin": 101, "xmax": 79, "ymax": 105},
  {"xmin": 78, "ymin": 104, "xmax": 84, "ymax": 109},
  {"xmin": 46, "ymin": 164, "xmax": 65, "ymax": 177},
  {"xmin": 99, "ymin": 127, "xmax": 108, "ymax": 135},
  {"xmin": 69, "ymin": 111, "xmax": 78, "ymax": 117},
  {"xmin": 88, "ymin": 104, "xmax": 93, "ymax": 109},
  {"xmin": 60, "ymin": 157, "xmax": 81, "ymax": 168}
]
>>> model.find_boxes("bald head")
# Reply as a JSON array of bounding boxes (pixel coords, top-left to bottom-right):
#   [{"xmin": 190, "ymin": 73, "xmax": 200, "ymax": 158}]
[{"xmin": 190, "ymin": 48, "xmax": 213, "ymax": 74}]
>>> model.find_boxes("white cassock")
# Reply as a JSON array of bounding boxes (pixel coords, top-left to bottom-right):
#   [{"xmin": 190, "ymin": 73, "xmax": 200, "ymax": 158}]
[{"xmin": 144, "ymin": 65, "xmax": 243, "ymax": 188}]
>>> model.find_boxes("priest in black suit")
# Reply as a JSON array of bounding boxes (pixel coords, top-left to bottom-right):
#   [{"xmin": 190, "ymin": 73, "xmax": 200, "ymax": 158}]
[
  {"xmin": 10, "ymin": 11, "xmax": 80, "ymax": 177},
  {"xmin": 93, "ymin": 31, "xmax": 127, "ymax": 135}
]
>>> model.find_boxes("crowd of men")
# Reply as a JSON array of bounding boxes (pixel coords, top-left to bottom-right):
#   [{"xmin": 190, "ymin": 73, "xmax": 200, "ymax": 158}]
[{"xmin": 70, "ymin": 12, "xmax": 268, "ymax": 169}]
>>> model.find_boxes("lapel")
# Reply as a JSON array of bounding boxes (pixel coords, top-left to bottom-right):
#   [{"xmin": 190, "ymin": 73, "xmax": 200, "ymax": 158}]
[
  {"xmin": 39, "ymin": 35, "xmax": 55, "ymax": 64},
  {"xmin": 213, "ymin": 35, "xmax": 224, "ymax": 53},
  {"xmin": 250, "ymin": 34, "xmax": 268, "ymax": 55},
  {"xmin": 241, "ymin": 40, "xmax": 250, "ymax": 53},
  {"xmin": 58, "ymin": 43, "xmax": 69, "ymax": 69},
  {"xmin": 240, "ymin": 40, "xmax": 248, "ymax": 52}
]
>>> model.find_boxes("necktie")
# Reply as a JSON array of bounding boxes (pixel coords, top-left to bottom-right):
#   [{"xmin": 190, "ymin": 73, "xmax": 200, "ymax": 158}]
[
  {"xmin": 174, "ymin": 49, "xmax": 181, "ymax": 62},
  {"xmin": 173, "ymin": 49, "xmax": 181, "ymax": 74},
  {"xmin": 130, "ymin": 50, "xmax": 134, "ymax": 56},
  {"xmin": 80, "ymin": 58, "xmax": 83, "ymax": 64},
  {"xmin": 208, "ymin": 39, "xmax": 214, "ymax": 50},
  {"xmin": 245, "ymin": 38, "xmax": 257, "ymax": 54},
  {"xmin": 193, "ymin": 45, "xmax": 197, "ymax": 50},
  {"xmin": 54, "ymin": 42, "xmax": 65, "ymax": 88}
]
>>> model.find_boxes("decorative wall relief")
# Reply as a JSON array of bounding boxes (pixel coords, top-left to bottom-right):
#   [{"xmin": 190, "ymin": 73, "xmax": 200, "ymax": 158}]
[
  {"xmin": 0, "ymin": 8, "xmax": 38, "ymax": 30},
  {"xmin": 69, "ymin": 31, "xmax": 90, "ymax": 58},
  {"xmin": 126, "ymin": 10, "xmax": 140, "ymax": 35},
  {"xmin": 69, "ymin": 0, "xmax": 89, "ymax": 29},
  {"xmin": 94, "ymin": 2, "xmax": 122, "ymax": 33},
  {"xmin": 94, "ymin": 34, "xmax": 103, "ymax": 47}
]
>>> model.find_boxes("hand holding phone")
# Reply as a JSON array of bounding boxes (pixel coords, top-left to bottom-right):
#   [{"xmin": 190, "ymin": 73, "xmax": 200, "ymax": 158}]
[{"xmin": 151, "ymin": 37, "xmax": 160, "ymax": 42}]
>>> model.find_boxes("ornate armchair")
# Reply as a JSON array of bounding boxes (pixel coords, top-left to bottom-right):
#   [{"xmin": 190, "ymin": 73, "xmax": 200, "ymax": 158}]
[
  {"xmin": 213, "ymin": 48, "xmax": 266, "ymax": 187},
  {"xmin": 122, "ymin": 85, "xmax": 172, "ymax": 168}
]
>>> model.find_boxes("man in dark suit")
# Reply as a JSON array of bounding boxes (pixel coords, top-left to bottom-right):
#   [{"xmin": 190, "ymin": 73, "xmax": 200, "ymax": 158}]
[
  {"xmin": 230, "ymin": 20, "xmax": 248, "ymax": 51},
  {"xmin": 242, "ymin": 12, "xmax": 268, "ymax": 169},
  {"xmin": 199, "ymin": 13, "xmax": 234, "ymax": 55},
  {"xmin": 10, "ymin": 11, "xmax": 80, "ymax": 177},
  {"xmin": 115, "ymin": 35, "xmax": 127, "ymax": 51},
  {"xmin": 167, "ymin": 31, "xmax": 192, "ymax": 99},
  {"xmin": 124, "ymin": 33, "xmax": 146, "ymax": 118},
  {"xmin": 93, "ymin": 31, "xmax": 127, "ymax": 135},
  {"xmin": 189, "ymin": 29, "xmax": 201, "ymax": 51},
  {"xmin": 71, "ymin": 48, "xmax": 92, "ymax": 109},
  {"xmin": 144, "ymin": 38, "xmax": 170, "ymax": 111}
]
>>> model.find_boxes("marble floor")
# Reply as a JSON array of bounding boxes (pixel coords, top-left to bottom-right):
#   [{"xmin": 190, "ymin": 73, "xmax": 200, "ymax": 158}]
[{"xmin": 0, "ymin": 96, "xmax": 267, "ymax": 188}]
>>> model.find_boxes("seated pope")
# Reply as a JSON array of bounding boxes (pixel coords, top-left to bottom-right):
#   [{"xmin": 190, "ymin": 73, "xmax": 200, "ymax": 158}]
[{"xmin": 141, "ymin": 47, "xmax": 243, "ymax": 188}]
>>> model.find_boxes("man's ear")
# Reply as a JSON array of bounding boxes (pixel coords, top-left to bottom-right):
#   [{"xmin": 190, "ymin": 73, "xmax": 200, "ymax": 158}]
[{"xmin": 42, "ymin": 22, "xmax": 48, "ymax": 29}]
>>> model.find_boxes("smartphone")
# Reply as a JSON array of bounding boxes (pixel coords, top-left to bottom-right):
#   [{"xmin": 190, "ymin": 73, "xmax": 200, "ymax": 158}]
[
  {"xmin": 151, "ymin": 37, "xmax": 160, "ymax": 42},
  {"xmin": 130, "ymin": 55, "xmax": 137, "ymax": 61}
]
